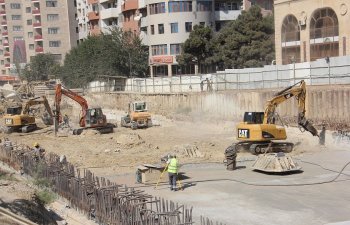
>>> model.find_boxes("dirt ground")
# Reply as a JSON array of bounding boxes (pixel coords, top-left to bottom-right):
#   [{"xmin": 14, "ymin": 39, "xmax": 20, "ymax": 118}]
[
  {"xmin": 1, "ymin": 102, "xmax": 349, "ymax": 225},
  {"xmin": 0, "ymin": 106, "xmax": 341, "ymax": 176}
]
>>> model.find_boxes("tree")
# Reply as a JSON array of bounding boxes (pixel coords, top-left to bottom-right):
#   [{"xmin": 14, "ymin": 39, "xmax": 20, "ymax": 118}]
[
  {"xmin": 60, "ymin": 27, "xmax": 148, "ymax": 88},
  {"xmin": 177, "ymin": 25, "xmax": 214, "ymax": 73},
  {"xmin": 213, "ymin": 6, "xmax": 275, "ymax": 69},
  {"xmin": 21, "ymin": 53, "xmax": 60, "ymax": 81}
]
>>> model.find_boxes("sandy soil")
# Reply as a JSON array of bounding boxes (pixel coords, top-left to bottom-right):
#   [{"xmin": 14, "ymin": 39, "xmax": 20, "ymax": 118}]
[{"xmin": 0, "ymin": 107, "xmax": 343, "ymax": 176}]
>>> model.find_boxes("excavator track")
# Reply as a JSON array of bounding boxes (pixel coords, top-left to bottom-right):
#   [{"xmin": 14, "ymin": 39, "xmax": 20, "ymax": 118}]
[{"xmin": 235, "ymin": 141, "xmax": 294, "ymax": 155}]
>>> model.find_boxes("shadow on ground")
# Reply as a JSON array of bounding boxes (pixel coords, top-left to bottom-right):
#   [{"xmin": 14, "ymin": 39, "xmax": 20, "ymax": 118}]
[{"xmin": 0, "ymin": 198, "xmax": 63, "ymax": 225}]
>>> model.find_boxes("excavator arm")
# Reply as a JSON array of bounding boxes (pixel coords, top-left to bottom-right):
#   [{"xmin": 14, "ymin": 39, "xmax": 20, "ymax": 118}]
[
  {"xmin": 21, "ymin": 96, "xmax": 54, "ymax": 125},
  {"xmin": 263, "ymin": 80, "xmax": 318, "ymax": 137},
  {"xmin": 54, "ymin": 84, "xmax": 88, "ymax": 127}
]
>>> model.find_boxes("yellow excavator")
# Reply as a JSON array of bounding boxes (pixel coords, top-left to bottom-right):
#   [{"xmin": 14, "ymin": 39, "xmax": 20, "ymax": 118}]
[
  {"xmin": 232, "ymin": 80, "xmax": 319, "ymax": 172},
  {"xmin": 3, "ymin": 96, "xmax": 53, "ymax": 133},
  {"xmin": 121, "ymin": 101, "xmax": 152, "ymax": 130}
]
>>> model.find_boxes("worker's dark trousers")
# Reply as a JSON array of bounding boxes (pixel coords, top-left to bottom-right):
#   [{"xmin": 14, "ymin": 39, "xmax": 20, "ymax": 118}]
[{"xmin": 168, "ymin": 172, "xmax": 177, "ymax": 190}]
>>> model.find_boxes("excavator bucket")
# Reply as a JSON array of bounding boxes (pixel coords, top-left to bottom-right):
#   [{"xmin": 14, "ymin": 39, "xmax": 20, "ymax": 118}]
[{"xmin": 252, "ymin": 152, "xmax": 302, "ymax": 173}]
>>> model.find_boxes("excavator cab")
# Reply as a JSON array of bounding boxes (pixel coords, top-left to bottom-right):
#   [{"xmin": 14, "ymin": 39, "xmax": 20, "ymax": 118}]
[
  {"xmin": 243, "ymin": 112, "xmax": 264, "ymax": 124},
  {"xmin": 85, "ymin": 108, "xmax": 106, "ymax": 127},
  {"xmin": 6, "ymin": 106, "xmax": 22, "ymax": 115}
]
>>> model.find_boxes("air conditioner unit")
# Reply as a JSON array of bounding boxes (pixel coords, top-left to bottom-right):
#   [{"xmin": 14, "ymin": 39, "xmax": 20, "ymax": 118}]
[{"xmin": 298, "ymin": 19, "xmax": 306, "ymax": 26}]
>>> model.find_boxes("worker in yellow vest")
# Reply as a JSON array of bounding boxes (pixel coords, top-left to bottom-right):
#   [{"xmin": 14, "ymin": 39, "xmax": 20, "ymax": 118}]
[{"xmin": 167, "ymin": 154, "xmax": 179, "ymax": 191}]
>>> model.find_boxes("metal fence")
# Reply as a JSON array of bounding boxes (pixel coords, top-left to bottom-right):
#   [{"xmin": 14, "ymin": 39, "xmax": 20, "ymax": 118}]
[
  {"xmin": 0, "ymin": 139, "xmax": 226, "ymax": 225},
  {"xmin": 87, "ymin": 56, "xmax": 350, "ymax": 93}
]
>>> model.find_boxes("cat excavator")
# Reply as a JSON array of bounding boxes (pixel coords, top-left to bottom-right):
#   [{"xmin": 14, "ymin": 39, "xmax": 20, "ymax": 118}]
[
  {"xmin": 54, "ymin": 84, "xmax": 114, "ymax": 135},
  {"xmin": 3, "ymin": 96, "xmax": 53, "ymax": 133},
  {"xmin": 231, "ymin": 80, "xmax": 319, "ymax": 172}
]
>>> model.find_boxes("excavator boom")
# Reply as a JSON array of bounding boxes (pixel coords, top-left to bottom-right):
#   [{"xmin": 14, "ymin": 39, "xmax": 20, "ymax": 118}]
[
  {"xmin": 55, "ymin": 84, "xmax": 88, "ymax": 127},
  {"xmin": 263, "ymin": 80, "xmax": 318, "ymax": 137}
]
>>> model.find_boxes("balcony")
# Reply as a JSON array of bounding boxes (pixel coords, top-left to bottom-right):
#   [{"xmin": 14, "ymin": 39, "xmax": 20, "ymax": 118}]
[
  {"xmin": 87, "ymin": 11, "xmax": 99, "ymax": 21},
  {"xmin": 3, "ymin": 42, "xmax": 8, "ymax": 46},
  {"xmin": 214, "ymin": 10, "xmax": 241, "ymax": 21},
  {"xmin": 87, "ymin": 0, "xmax": 98, "ymax": 4},
  {"xmin": 35, "ymin": 47, "xmax": 44, "ymax": 53},
  {"xmin": 89, "ymin": 27, "xmax": 100, "ymax": 36},
  {"xmin": 33, "ymin": 22, "xmax": 42, "ymax": 28},
  {"xmin": 1, "ymin": 21, "xmax": 6, "ymax": 26},
  {"xmin": 4, "ymin": 52, "xmax": 9, "ymax": 57},
  {"xmin": 0, "ymin": 0, "xmax": 4, "ymax": 4},
  {"xmin": 140, "ymin": 16, "xmax": 147, "ymax": 28},
  {"xmin": 0, "ymin": 10, "xmax": 5, "ymax": 15},
  {"xmin": 32, "ymin": 0, "xmax": 39, "ymax": 2},
  {"xmin": 2, "ymin": 31, "xmax": 8, "ymax": 36},
  {"xmin": 138, "ymin": 0, "xmax": 146, "ymax": 8},
  {"xmin": 4, "ymin": 63, "xmax": 10, "ymax": 68},
  {"xmin": 122, "ymin": 0, "xmax": 138, "ymax": 12},
  {"xmin": 34, "ymin": 35, "xmax": 43, "ymax": 41},
  {"xmin": 32, "ymin": 9, "xmax": 40, "ymax": 15},
  {"xmin": 100, "ymin": 8, "xmax": 119, "ymax": 20}
]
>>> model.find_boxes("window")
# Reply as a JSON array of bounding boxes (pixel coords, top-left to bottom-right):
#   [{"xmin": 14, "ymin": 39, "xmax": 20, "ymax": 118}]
[
  {"xmin": 49, "ymin": 41, "xmax": 61, "ymax": 47},
  {"xmin": 47, "ymin": 14, "xmax": 59, "ymax": 21},
  {"xmin": 10, "ymin": 3, "xmax": 21, "ymax": 9},
  {"xmin": 170, "ymin": 23, "xmax": 178, "ymax": 33},
  {"xmin": 150, "ymin": 25, "xmax": 154, "ymax": 35},
  {"xmin": 215, "ymin": 2, "xmax": 226, "ymax": 11},
  {"xmin": 185, "ymin": 22, "xmax": 192, "ymax": 32},
  {"xmin": 12, "ymin": 15, "xmax": 21, "ymax": 20},
  {"xmin": 170, "ymin": 44, "xmax": 181, "ymax": 55},
  {"xmin": 0, "ymin": 50, "xmax": 3, "ymax": 55},
  {"xmin": 28, "ymin": 32, "xmax": 33, "ymax": 38},
  {"xmin": 27, "ymin": 19, "xmax": 32, "ymax": 25},
  {"xmin": 227, "ymin": 2, "xmax": 238, "ymax": 10},
  {"xmin": 48, "ymin": 27, "xmax": 59, "ymax": 34},
  {"xmin": 200, "ymin": 22, "xmax": 205, "ymax": 26},
  {"xmin": 52, "ymin": 54, "xmax": 62, "ymax": 62},
  {"xmin": 149, "ymin": 2, "xmax": 166, "ymax": 15},
  {"xmin": 29, "ymin": 44, "xmax": 34, "ymax": 50},
  {"xmin": 13, "ymin": 26, "xmax": 23, "ymax": 31},
  {"xmin": 2, "ymin": 70, "xmax": 5, "ymax": 75},
  {"xmin": 13, "ymin": 36, "xmax": 23, "ymax": 41},
  {"xmin": 197, "ymin": 1, "xmax": 212, "ymax": 11},
  {"xmin": 168, "ymin": 1, "xmax": 192, "ymax": 12},
  {"xmin": 46, "ymin": 0, "xmax": 58, "ymax": 7},
  {"xmin": 158, "ymin": 24, "xmax": 164, "ymax": 34},
  {"xmin": 151, "ymin": 44, "xmax": 167, "ymax": 55},
  {"xmin": 26, "ymin": 7, "xmax": 31, "ymax": 13},
  {"xmin": 1, "ymin": 61, "xmax": 4, "ymax": 65}
]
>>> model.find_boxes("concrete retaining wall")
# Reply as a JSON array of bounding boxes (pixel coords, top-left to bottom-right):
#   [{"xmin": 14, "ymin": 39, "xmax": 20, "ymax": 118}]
[{"xmin": 84, "ymin": 85, "xmax": 350, "ymax": 125}]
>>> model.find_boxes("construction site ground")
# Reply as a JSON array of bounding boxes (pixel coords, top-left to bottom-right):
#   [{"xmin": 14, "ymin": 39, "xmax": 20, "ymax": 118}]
[{"xmin": 1, "ymin": 109, "xmax": 350, "ymax": 225}]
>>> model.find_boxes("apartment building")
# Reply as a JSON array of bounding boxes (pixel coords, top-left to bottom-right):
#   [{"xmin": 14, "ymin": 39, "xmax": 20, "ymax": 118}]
[
  {"xmin": 82, "ymin": 0, "xmax": 121, "ymax": 38},
  {"xmin": 137, "ymin": 0, "xmax": 273, "ymax": 77},
  {"xmin": 0, "ymin": 0, "xmax": 78, "ymax": 75},
  {"xmin": 275, "ymin": 0, "xmax": 350, "ymax": 65}
]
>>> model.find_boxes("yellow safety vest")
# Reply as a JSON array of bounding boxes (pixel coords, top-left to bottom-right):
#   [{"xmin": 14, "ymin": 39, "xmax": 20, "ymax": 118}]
[{"xmin": 167, "ymin": 158, "xmax": 178, "ymax": 173}]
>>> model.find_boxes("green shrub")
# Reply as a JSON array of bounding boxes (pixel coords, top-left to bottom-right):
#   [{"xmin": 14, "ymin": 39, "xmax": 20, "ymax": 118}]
[{"xmin": 36, "ymin": 189, "xmax": 57, "ymax": 205}]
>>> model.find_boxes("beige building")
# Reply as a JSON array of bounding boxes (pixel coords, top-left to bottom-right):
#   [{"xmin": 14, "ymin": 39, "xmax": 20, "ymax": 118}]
[
  {"xmin": 0, "ymin": 0, "xmax": 78, "ymax": 75},
  {"xmin": 274, "ymin": 0, "xmax": 350, "ymax": 65}
]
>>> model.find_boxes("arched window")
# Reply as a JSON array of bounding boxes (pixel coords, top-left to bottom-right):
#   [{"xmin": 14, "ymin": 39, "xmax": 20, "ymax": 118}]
[
  {"xmin": 281, "ymin": 15, "xmax": 300, "ymax": 65},
  {"xmin": 310, "ymin": 8, "xmax": 339, "ymax": 61}
]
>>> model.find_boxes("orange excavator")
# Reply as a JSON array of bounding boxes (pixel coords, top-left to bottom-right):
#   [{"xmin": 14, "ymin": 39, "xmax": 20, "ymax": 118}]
[{"xmin": 54, "ymin": 84, "xmax": 114, "ymax": 135}]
